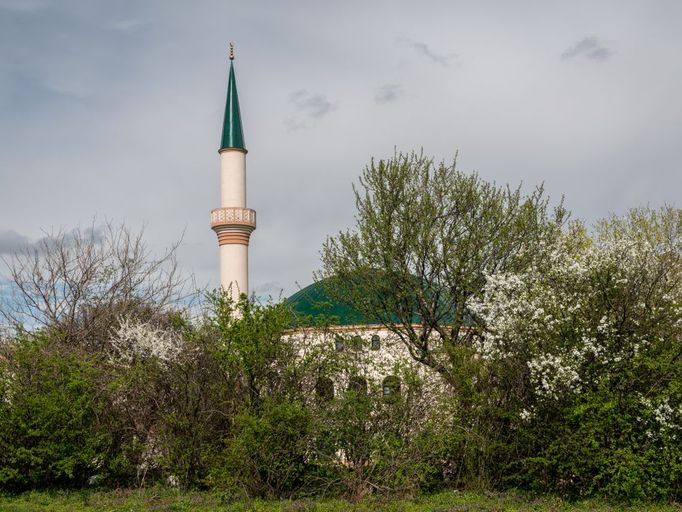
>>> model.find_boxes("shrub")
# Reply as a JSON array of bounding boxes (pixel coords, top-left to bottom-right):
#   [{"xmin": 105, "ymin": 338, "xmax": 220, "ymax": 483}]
[
  {"xmin": 209, "ymin": 400, "xmax": 313, "ymax": 498},
  {"xmin": 0, "ymin": 336, "xmax": 113, "ymax": 490}
]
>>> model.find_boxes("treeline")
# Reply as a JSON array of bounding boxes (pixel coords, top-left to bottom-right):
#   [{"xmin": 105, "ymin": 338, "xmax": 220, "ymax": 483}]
[
  {"xmin": 0, "ymin": 224, "xmax": 452, "ymax": 499},
  {"xmin": 0, "ymin": 284, "xmax": 452, "ymax": 499},
  {"xmin": 1, "ymin": 155, "xmax": 681, "ymax": 502}
]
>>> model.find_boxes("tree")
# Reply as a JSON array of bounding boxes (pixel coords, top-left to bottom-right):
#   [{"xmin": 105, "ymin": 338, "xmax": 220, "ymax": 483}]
[
  {"xmin": 469, "ymin": 207, "xmax": 682, "ymax": 499},
  {"xmin": 319, "ymin": 151, "xmax": 566, "ymax": 389},
  {"xmin": 1, "ymin": 221, "xmax": 184, "ymax": 350}
]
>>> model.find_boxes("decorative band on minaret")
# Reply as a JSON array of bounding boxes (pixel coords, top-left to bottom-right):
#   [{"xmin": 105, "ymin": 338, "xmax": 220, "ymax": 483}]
[{"xmin": 211, "ymin": 43, "xmax": 256, "ymax": 299}]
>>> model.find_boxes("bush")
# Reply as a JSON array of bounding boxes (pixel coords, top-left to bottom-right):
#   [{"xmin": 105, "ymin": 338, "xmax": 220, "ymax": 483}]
[
  {"xmin": 209, "ymin": 400, "xmax": 313, "ymax": 498},
  {"xmin": 309, "ymin": 367, "xmax": 453, "ymax": 500},
  {"xmin": 0, "ymin": 336, "xmax": 113, "ymax": 490}
]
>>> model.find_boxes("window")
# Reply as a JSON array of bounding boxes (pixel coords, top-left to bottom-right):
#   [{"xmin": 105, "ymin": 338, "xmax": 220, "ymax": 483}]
[
  {"xmin": 371, "ymin": 334, "xmax": 381, "ymax": 350},
  {"xmin": 382, "ymin": 375, "xmax": 401, "ymax": 398},
  {"xmin": 348, "ymin": 375, "xmax": 368, "ymax": 395},
  {"xmin": 315, "ymin": 376, "xmax": 334, "ymax": 401},
  {"xmin": 349, "ymin": 335, "xmax": 363, "ymax": 350}
]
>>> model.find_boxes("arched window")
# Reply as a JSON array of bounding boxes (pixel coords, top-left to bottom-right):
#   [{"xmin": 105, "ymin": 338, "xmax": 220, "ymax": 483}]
[
  {"xmin": 349, "ymin": 335, "xmax": 363, "ymax": 350},
  {"xmin": 382, "ymin": 375, "xmax": 401, "ymax": 398},
  {"xmin": 371, "ymin": 334, "xmax": 381, "ymax": 350},
  {"xmin": 348, "ymin": 375, "xmax": 368, "ymax": 395},
  {"xmin": 315, "ymin": 376, "xmax": 334, "ymax": 401}
]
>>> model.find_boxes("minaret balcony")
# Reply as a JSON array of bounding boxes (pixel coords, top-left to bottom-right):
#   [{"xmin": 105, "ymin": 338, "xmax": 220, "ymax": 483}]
[{"xmin": 210, "ymin": 207, "xmax": 257, "ymax": 230}]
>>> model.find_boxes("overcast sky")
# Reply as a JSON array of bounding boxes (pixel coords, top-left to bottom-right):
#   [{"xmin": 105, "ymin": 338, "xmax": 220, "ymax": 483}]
[{"xmin": 1, "ymin": 0, "xmax": 681, "ymax": 299}]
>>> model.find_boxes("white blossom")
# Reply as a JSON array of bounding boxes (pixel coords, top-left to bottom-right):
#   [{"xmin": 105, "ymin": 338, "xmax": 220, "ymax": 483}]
[
  {"xmin": 519, "ymin": 408, "xmax": 534, "ymax": 421},
  {"xmin": 470, "ymin": 222, "xmax": 682, "ymax": 406},
  {"xmin": 109, "ymin": 317, "xmax": 183, "ymax": 367}
]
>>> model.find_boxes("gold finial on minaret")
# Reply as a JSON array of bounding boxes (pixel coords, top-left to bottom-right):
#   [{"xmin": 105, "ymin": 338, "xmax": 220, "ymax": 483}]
[{"xmin": 229, "ymin": 42, "xmax": 235, "ymax": 61}]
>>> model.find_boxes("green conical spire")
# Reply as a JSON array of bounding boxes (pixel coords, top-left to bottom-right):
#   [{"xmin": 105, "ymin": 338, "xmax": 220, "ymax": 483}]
[{"xmin": 220, "ymin": 48, "xmax": 245, "ymax": 151}]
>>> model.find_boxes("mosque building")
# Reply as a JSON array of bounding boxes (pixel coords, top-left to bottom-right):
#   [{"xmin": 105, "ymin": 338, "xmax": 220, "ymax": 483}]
[{"xmin": 210, "ymin": 48, "xmax": 447, "ymax": 399}]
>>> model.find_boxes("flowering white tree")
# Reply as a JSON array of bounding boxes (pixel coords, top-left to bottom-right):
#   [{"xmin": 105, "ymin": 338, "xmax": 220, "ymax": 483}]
[
  {"xmin": 109, "ymin": 316, "xmax": 185, "ymax": 367},
  {"xmin": 467, "ymin": 207, "xmax": 682, "ymax": 498},
  {"xmin": 470, "ymin": 208, "xmax": 681, "ymax": 406}
]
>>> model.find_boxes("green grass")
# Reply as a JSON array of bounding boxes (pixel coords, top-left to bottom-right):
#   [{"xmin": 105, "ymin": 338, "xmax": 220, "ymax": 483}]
[{"xmin": 0, "ymin": 490, "xmax": 680, "ymax": 512}]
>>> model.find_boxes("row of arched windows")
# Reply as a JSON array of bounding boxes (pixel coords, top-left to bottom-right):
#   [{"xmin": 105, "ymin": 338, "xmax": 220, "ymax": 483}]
[
  {"xmin": 315, "ymin": 375, "xmax": 400, "ymax": 400},
  {"xmin": 334, "ymin": 334, "xmax": 382, "ymax": 352}
]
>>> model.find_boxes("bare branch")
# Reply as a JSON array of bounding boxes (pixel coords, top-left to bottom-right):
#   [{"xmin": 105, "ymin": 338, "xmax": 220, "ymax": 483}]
[{"xmin": 1, "ymin": 220, "xmax": 186, "ymax": 351}]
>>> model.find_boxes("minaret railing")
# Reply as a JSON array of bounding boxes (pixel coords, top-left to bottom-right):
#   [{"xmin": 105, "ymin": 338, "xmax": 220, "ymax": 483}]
[{"xmin": 210, "ymin": 207, "xmax": 257, "ymax": 229}]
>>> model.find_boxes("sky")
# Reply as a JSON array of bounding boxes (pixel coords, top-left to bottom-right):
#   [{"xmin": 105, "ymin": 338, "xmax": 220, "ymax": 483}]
[{"xmin": 1, "ymin": 0, "xmax": 681, "ymax": 299}]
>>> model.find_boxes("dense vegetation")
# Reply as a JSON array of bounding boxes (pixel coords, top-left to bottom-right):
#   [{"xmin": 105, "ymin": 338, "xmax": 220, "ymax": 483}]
[{"xmin": 0, "ymin": 155, "xmax": 680, "ymax": 503}]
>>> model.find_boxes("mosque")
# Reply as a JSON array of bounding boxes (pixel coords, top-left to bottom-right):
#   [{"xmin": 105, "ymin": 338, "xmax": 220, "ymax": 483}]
[{"xmin": 210, "ymin": 48, "xmax": 444, "ymax": 398}]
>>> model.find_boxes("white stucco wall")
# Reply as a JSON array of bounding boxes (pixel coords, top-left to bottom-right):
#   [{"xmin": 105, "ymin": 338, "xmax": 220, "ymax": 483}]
[{"xmin": 285, "ymin": 326, "xmax": 447, "ymax": 399}]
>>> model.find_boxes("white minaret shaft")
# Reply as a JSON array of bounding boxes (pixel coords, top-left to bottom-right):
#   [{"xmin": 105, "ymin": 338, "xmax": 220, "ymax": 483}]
[
  {"xmin": 220, "ymin": 150, "xmax": 246, "ymax": 207},
  {"xmin": 211, "ymin": 46, "xmax": 255, "ymax": 302}
]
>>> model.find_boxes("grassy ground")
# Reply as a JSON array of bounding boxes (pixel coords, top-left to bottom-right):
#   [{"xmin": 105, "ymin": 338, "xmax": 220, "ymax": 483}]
[{"xmin": 0, "ymin": 490, "xmax": 680, "ymax": 512}]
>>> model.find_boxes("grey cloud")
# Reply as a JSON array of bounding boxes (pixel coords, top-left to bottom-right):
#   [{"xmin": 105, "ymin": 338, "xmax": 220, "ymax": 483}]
[
  {"xmin": 289, "ymin": 89, "xmax": 337, "ymax": 118},
  {"xmin": 375, "ymin": 84, "xmax": 402, "ymax": 104},
  {"xmin": 1, "ymin": 2, "xmax": 680, "ymax": 299},
  {"xmin": 51, "ymin": 226, "xmax": 105, "ymax": 249},
  {"xmin": 0, "ymin": 230, "xmax": 30, "ymax": 255},
  {"xmin": 399, "ymin": 37, "xmax": 457, "ymax": 66},
  {"xmin": 283, "ymin": 116, "xmax": 308, "ymax": 131},
  {"xmin": 561, "ymin": 37, "xmax": 613, "ymax": 61},
  {"xmin": 0, "ymin": 226, "xmax": 105, "ymax": 255}
]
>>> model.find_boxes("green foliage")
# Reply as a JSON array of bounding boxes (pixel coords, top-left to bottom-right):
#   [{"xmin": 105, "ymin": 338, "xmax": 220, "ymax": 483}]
[
  {"xmin": 308, "ymin": 364, "xmax": 451, "ymax": 499},
  {"xmin": 476, "ymin": 207, "xmax": 682, "ymax": 500},
  {"xmin": 1, "ymin": 200, "xmax": 680, "ymax": 504},
  {"xmin": 209, "ymin": 400, "xmax": 312, "ymax": 498},
  {"xmin": 0, "ymin": 336, "xmax": 112, "ymax": 490},
  {"xmin": 202, "ymin": 292, "xmax": 318, "ymax": 498},
  {"xmin": 206, "ymin": 291, "xmax": 301, "ymax": 409},
  {"xmin": 319, "ymin": 150, "xmax": 567, "ymax": 389},
  {"xmin": 508, "ymin": 389, "xmax": 682, "ymax": 501}
]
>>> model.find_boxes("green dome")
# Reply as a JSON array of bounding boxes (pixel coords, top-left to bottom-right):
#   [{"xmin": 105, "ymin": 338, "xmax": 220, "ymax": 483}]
[
  {"xmin": 287, "ymin": 279, "xmax": 379, "ymax": 327},
  {"xmin": 287, "ymin": 277, "xmax": 474, "ymax": 328}
]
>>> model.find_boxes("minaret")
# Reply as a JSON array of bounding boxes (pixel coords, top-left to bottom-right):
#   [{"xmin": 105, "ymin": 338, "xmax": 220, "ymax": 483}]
[{"xmin": 211, "ymin": 44, "xmax": 256, "ymax": 301}]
